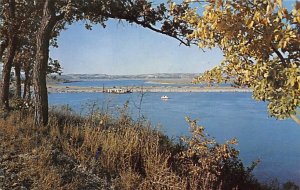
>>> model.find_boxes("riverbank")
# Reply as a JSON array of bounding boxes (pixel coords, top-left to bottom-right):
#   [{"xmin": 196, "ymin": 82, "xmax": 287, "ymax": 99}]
[{"xmin": 48, "ymin": 84, "xmax": 252, "ymax": 93}]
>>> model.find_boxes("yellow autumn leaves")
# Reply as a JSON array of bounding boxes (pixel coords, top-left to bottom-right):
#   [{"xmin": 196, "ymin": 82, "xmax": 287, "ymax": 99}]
[{"xmin": 170, "ymin": 0, "xmax": 300, "ymax": 122}]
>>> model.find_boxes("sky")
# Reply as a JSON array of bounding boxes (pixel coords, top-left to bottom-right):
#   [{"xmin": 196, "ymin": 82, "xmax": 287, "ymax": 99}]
[
  {"xmin": 49, "ymin": 0, "xmax": 296, "ymax": 75},
  {"xmin": 50, "ymin": 21, "xmax": 223, "ymax": 75}
]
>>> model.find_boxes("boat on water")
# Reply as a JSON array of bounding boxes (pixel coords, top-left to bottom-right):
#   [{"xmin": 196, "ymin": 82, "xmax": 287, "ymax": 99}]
[{"xmin": 161, "ymin": 95, "xmax": 169, "ymax": 100}]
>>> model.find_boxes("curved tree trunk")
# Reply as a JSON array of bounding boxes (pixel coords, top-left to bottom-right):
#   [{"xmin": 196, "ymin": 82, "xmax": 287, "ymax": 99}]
[
  {"xmin": 1, "ymin": 0, "xmax": 16, "ymax": 110},
  {"xmin": 14, "ymin": 61, "xmax": 21, "ymax": 98},
  {"xmin": 33, "ymin": 0, "xmax": 56, "ymax": 126}
]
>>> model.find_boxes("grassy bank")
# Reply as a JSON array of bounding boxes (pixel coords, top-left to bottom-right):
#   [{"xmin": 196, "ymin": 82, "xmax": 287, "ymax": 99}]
[{"xmin": 0, "ymin": 106, "xmax": 298, "ymax": 189}]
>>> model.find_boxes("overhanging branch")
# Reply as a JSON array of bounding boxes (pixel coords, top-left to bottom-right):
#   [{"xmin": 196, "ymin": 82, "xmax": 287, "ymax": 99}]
[
  {"xmin": 102, "ymin": 12, "xmax": 190, "ymax": 46},
  {"xmin": 133, "ymin": 19, "xmax": 190, "ymax": 46},
  {"xmin": 291, "ymin": 114, "xmax": 300, "ymax": 125}
]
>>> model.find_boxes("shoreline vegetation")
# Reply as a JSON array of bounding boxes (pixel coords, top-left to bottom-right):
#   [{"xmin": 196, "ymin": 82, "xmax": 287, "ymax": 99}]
[
  {"xmin": 48, "ymin": 85, "xmax": 252, "ymax": 93},
  {"xmin": 48, "ymin": 84, "xmax": 252, "ymax": 93},
  {"xmin": 1, "ymin": 107, "xmax": 296, "ymax": 190}
]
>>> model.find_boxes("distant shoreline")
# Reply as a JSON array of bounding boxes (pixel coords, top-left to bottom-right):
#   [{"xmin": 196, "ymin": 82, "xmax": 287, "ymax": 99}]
[{"xmin": 47, "ymin": 84, "xmax": 252, "ymax": 93}]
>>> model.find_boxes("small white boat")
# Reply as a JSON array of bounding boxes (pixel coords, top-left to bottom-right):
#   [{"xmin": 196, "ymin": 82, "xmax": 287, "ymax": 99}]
[{"xmin": 161, "ymin": 95, "xmax": 169, "ymax": 100}]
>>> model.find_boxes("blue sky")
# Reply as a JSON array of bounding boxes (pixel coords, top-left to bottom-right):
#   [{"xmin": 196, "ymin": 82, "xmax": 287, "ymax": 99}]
[
  {"xmin": 50, "ymin": 21, "xmax": 223, "ymax": 75},
  {"xmin": 50, "ymin": 0, "xmax": 296, "ymax": 75}
]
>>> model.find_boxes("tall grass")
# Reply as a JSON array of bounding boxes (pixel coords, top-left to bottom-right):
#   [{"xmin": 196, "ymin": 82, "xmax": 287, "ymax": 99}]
[{"xmin": 0, "ymin": 105, "xmax": 290, "ymax": 190}]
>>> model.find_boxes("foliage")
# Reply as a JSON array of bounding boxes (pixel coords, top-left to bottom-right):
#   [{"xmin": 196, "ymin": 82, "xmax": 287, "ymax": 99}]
[
  {"xmin": 47, "ymin": 58, "xmax": 62, "ymax": 75},
  {"xmin": 170, "ymin": 0, "xmax": 300, "ymax": 122},
  {"xmin": 176, "ymin": 117, "xmax": 260, "ymax": 189}
]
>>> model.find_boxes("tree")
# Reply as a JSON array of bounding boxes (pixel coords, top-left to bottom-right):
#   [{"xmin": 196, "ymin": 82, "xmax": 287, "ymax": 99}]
[
  {"xmin": 15, "ymin": 1, "xmax": 43, "ymax": 101},
  {"xmin": 0, "ymin": 0, "xmax": 38, "ymax": 108},
  {"xmin": 170, "ymin": 0, "xmax": 300, "ymax": 124},
  {"xmin": 0, "ymin": 0, "xmax": 17, "ymax": 110},
  {"xmin": 33, "ymin": 0, "xmax": 191, "ymax": 126},
  {"xmin": 12, "ymin": 1, "xmax": 40, "ymax": 99},
  {"xmin": 13, "ymin": 52, "xmax": 21, "ymax": 98},
  {"xmin": 15, "ymin": 47, "xmax": 35, "ymax": 101},
  {"xmin": 0, "ymin": 3, "xmax": 8, "ymax": 61}
]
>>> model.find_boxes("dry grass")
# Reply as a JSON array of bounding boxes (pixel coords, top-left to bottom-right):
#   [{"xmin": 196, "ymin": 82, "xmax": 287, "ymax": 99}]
[{"xmin": 0, "ymin": 107, "xmax": 269, "ymax": 190}]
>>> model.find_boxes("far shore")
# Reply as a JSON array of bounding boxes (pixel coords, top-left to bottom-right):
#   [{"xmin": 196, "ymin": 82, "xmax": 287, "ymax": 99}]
[{"xmin": 47, "ymin": 84, "xmax": 252, "ymax": 93}]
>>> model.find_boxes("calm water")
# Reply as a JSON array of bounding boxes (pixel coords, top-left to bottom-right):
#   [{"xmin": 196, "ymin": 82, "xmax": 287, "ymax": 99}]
[{"xmin": 49, "ymin": 80, "xmax": 300, "ymax": 184}]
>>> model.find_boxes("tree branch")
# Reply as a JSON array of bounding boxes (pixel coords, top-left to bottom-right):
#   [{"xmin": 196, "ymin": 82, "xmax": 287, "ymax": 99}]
[
  {"xmin": 272, "ymin": 46, "xmax": 288, "ymax": 67},
  {"xmin": 102, "ymin": 13, "xmax": 190, "ymax": 46},
  {"xmin": 133, "ymin": 19, "xmax": 190, "ymax": 46},
  {"xmin": 290, "ymin": 114, "xmax": 300, "ymax": 125}
]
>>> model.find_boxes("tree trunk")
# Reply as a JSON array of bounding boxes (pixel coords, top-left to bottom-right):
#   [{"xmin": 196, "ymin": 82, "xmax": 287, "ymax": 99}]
[
  {"xmin": 14, "ymin": 61, "xmax": 21, "ymax": 98},
  {"xmin": 0, "ymin": 40, "xmax": 8, "ymax": 62},
  {"xmin": 33, "ymin": 0, "xmax": 57, "ymax": 126},
  {"xmin": 1, "ymin": 37, "xmax": 17, "ymax": 109},
  {"xmin": 23, "ymin": 67, "xmax": 31, "ymax": 101},
  {"xmin": 0, "ymin": 42, "xmax": 8, "ymax": 102},
  {"xmin": 1, "ymin": 0, "xmax": 16, "ymax": 110}
]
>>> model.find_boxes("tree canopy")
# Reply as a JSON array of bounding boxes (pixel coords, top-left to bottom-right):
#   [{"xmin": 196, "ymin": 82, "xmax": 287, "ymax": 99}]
[
  {"xmin": 0, "ymin": 0, "xmax": 192, "ymax": 125},
  {"xmin": 170, "ymin": 0, "xmax": 300, "ymax": 124}
]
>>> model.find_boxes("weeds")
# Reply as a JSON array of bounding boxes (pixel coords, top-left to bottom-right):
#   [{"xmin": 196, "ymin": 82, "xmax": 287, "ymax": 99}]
[{"xmin": 0, "ymin": 107, "xmax": 297, "ymax": 189}]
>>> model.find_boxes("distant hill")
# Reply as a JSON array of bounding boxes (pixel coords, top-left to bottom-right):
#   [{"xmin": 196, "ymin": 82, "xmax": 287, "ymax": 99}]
[{"xmin": 57, "ymin": 73, "xmax": 201, "ymax": 81}]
